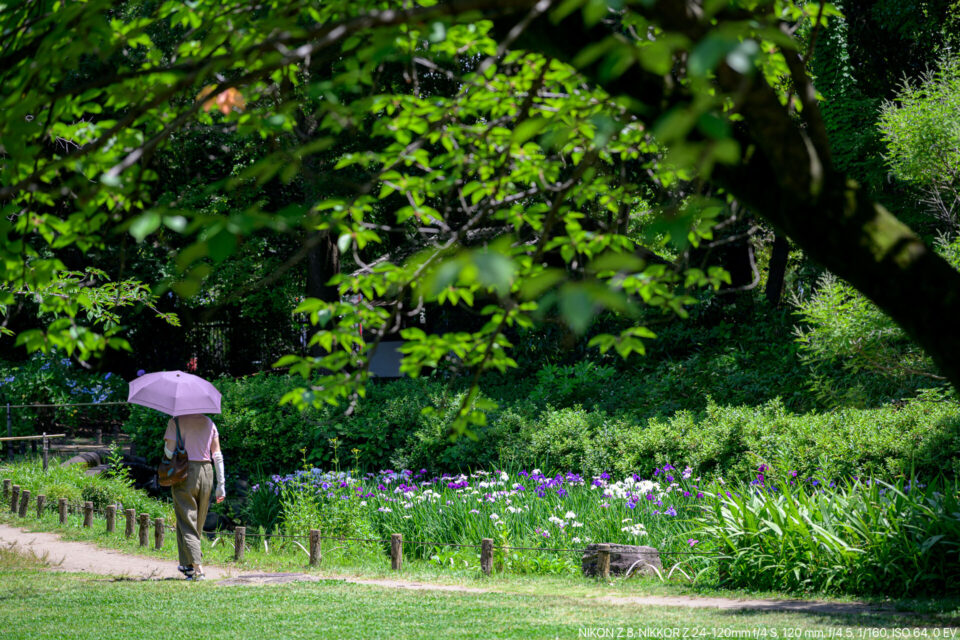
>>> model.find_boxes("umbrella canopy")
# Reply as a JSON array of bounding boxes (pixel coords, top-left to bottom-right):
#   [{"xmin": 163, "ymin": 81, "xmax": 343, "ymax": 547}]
[{"xmin": 127, "ymin": 370, "xmax": 221, "ymax": 417}]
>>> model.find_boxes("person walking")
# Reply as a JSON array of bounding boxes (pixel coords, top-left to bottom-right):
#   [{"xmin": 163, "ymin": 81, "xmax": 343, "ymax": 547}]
[{"xmin": 162, "ymin": 413, "xmax": 226, "ymax": 580}]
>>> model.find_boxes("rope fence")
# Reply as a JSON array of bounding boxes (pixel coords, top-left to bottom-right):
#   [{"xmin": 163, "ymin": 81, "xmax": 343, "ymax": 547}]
[{"xmin": 2, "ymin": 477, "xmax": 721, "ymax": 579}]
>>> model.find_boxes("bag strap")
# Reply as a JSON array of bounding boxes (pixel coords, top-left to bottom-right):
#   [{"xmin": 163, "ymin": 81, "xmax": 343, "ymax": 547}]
[{"xmin": 174, "ymin": 417, "xmax": 185, "ymax": 452}]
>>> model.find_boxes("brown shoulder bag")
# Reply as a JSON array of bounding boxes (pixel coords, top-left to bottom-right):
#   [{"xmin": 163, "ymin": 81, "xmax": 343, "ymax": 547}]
[{"xmin": 157, "ymin": 417, "xmax": 189, "ymax": 487}]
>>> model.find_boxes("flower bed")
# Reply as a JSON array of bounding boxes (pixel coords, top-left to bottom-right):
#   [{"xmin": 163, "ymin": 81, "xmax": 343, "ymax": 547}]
[{"xmin": 247, "ymin": 465, "xmax": 960, "ymax": 595}]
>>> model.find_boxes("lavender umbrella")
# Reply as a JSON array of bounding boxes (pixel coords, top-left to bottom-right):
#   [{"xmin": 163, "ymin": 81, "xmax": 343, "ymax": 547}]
[{"xmin": 127, "ymin": 370, "xmax": 221, "ymax": 417}]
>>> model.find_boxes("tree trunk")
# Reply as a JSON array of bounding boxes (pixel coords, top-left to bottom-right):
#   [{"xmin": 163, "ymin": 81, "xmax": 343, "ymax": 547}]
[{"xmin": 765, "ymin": 235, "xmax": 790, "ymax": 307}]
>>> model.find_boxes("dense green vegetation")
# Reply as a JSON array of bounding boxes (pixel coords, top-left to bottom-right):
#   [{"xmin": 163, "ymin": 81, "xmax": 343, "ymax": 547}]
[{"xmin": 123, "ymin": 325, "xmax": 960, "ymax": 482}]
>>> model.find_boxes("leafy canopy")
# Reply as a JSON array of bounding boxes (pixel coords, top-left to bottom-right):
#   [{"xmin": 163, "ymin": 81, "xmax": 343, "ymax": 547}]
[{"xmin": 3, "ymin": 0, "xmax": 837, "ymax": 429}]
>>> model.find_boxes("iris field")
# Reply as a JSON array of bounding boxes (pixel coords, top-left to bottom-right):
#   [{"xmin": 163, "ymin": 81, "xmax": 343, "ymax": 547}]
[{"xmin": 246, "ymin": 463, "xmax": 960, "ymax": 596}]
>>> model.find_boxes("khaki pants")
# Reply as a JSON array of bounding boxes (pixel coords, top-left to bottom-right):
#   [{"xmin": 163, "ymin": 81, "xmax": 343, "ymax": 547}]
[{"xmin": 172, "ymin": 461, "xmax": 213, "ymax": 567}]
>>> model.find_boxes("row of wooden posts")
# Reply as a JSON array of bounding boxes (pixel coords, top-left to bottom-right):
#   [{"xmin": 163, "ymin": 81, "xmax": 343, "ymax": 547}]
[{"xmin": 3, "ymin": 478, "xmax": 613, "ymax": 579}]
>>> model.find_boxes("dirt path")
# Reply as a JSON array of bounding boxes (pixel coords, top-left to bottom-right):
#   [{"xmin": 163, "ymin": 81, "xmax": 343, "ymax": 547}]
[
  {"xmin": 0, "ymin": 524, "xmax": 913, "ymax": 617},
  {"xmin": 0, "ymin": 523, "xmax": 235, "ymax": 579}
]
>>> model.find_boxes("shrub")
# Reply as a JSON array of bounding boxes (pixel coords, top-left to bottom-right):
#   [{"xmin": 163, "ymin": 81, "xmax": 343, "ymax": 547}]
[
  {"xmin": 610, "ymin": 393, "xmax": 960, "ymax": 480},
  {"xmin": 879, "ymin": 54, "xmax": 960, "ymax": 229},
  {"xmin": 123, "ymin": 369, "xmax": 960, "ymax": 482}
]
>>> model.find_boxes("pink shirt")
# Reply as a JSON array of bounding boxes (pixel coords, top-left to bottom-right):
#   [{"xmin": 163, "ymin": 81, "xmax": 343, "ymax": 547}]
[{"xmin": 165, "ymin": 414, "xmax": 219, "ymax": 462}]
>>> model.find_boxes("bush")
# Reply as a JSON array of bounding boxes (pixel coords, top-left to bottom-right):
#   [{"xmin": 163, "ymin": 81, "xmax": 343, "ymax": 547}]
[
  {"xmin": 123, "ymin": 368, "xmax": 960, "ymax": 482},
  {"xmin": 879, "ymin": 54, "xmax": 960, "ymax": 229},
  {"xmin": 609, "ymin": 392, "xmax": 960, "ymax": 480}
]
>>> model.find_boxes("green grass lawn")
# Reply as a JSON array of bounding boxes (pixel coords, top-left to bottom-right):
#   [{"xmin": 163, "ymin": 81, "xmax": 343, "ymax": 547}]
[{"xmin": 3, "ymin": 563, "xmax": 953, "ymax": 640}]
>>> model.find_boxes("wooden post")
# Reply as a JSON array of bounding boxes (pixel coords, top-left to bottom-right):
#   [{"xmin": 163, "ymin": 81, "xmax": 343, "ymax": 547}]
[
  {"xmin": 95, "ymin": 428, "xmax": 102, "ymax": 445},
  {"xmin": 83, "ymin": 501, "xmax": 93, "ymax": 527},
  {"xmin": 480, "ymin": 538, "xmax": 494, "ymax": 576},
  {"xmin": 42, "ymin": 433, "xmax": 48, "ymax": 472},
  {"xmin": 9, "ymin": 485, "xmax": 18, "ymax": 513},
  {"xmin": 5, "ymin": 404, "xmax": 11, "ymax": 461},
  {"xmin": 308, "ymin": 529, "xmax": 320, "ymax": 566},
  {"xmin": 390, "ymin": 533, "xmax": 403, "ymax": 571},
  {"xmin": 597, "ymin": 544, "xmax": 611, "ymax": 581},
  {"xmin": 2, "ymin": 479, "xmax": 9, "ymax": 503},
  {"xmin": 124, "ymin": 509, "xmax": 135, "ymax": 538},
  {"xmin": 105, "ymin": 504, "xmax": 116, "ymax": 533},
  {"xmin": 154, "ymin": 518, "xmax": 164, "ymax": 549},
  {"xmin": 36, "ymin": 494, "xmax": 45, "ymax": 518},
  {"xmin": 58, "ymin": 498, "xmax": 67, "ymax": 525},
  {"xmin": 138, "ymin": 513, "xmax": 149, "ymax": 547},
  {"xmin": 18, "ymin": 489, "xmax": 30, "ymax": 517},
  {"xmin": 234, "ymin": 526, "xmax": 246, "ymax": 562}
]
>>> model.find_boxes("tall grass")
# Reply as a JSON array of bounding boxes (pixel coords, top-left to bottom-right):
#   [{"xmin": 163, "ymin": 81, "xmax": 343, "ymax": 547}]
[
  {"xmin": 0, "ymin": 457, "xmax": 172, "ymax": 520},
  {"xmin": 696, "ymin": 476, "xmax": 960, "ymax": 596}
]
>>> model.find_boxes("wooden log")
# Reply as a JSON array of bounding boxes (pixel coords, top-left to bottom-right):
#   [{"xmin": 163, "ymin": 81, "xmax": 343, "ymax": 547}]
[
  {"xmin": 36, "ymin": 494, "xmax": 45, "ymax": 519},
  {"xmin": 138, "ymin": 513, "xmax": 149, "ymax": 547},
  {"xmin": 234, "ymin": 526, "xmax": 246, "ymax": 562},
  {"xmin": 9, "ymin": 485, "xmax": 18, "ymax": 513},
  {"xmin": 106, "ymin": 504, "xmax": 116, "ymax": 533},
  {"xmin": 58, "ymin": 498, "xmax": 67, "ymax": 524},
  {"xmin": 597, "ymin": 544, "xmax": 611, "ymax": 581},
  {"xmin": 309, "ymin": 529, "xmax": 320, "ymax": 567},
  {"xmin": 18, "ymin": 489, "xmax": 30, "ymax": 518},
  {"xmin": 390, "ymin": 533, "xmax": 403, "ymax": 571},
  {"xmin": 83, "ymin": 501, "xmax": 93, "ymax": 528},
  {"xmin": 2, "ymin": 479, "xmax": 9, "ymax": 503},
  {"xmin": 154, "ymin": 518, "xmax": 164, "ymax": 549},
  {"xmin": 124, "ymin": 509, "xmax": 135, "ymax": 538},
  {"xmin": 480, "ymin": 538, "xmax": 494, "ymax": 576},
  {"xmin": 581, "ymin": 543, "xmax": 662, "ymax": 578}
]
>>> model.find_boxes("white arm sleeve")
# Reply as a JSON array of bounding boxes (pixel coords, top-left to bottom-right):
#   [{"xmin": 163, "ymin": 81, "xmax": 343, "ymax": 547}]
[
  {"xmin": 212, "ymin": 451, "xmax": 226, "ymax": 498},
  {"xmin": 164, "ymin": 444, "xmax": 174, "ymax": 459}
]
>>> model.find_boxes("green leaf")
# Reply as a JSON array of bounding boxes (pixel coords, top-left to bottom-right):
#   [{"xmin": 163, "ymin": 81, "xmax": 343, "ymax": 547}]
[
  {"xmin": 207, "ymin": 230, "xmax": 237, "ymax": 263},
  {"xmin": 559, "ymin": 284, "xmax": 595, "ymax": 334},
  {"xmin": 129, "ymin": 213, "xmax": 161, "ymax": 242},
  {"xmin": 427, "ymin": 22, "xmax": 446, "ymax": 43},
  {"xmin": 688, "ymin": 34, "xmax": 739, "ymax": 76},
  {"xmin": 512, "ymin": 118, "xmax": 549, "ymax": 146}
]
